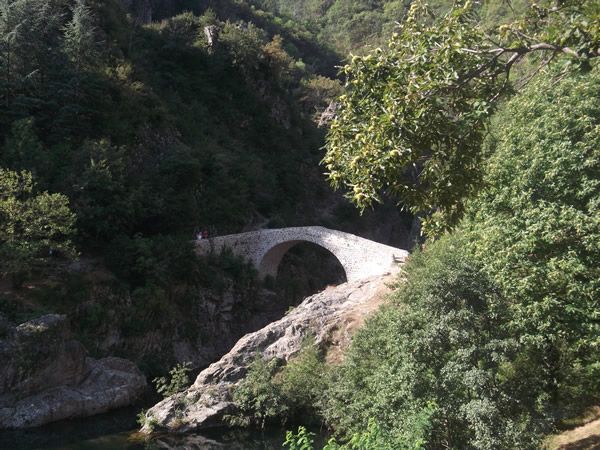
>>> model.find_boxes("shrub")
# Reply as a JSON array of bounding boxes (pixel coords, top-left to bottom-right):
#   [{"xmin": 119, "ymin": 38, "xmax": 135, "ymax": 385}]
[
  {"xmin": 276, "ymin": 338, "xmax": 328, "ymax": 421},
  {"xmin": 284, "ymin": 426, "xmax": 316, "ymax": 450},
  {"xmin": 153, "ymin": 362, "xmax": 192, "ymax": 398},
  {"xmin": 467, "ymin": 67, "xmax": 600, "ymax": 416},
  {"xmin": 228, "ymin": 340, "xmax": 328, "ymax": 428},
  {"xmin": 323, "ymin": 234, "xmax": 548, "ymax": 449},
  {"xmin": 136, "ymin": 408, "xmax": 158, "ymax": 432},
  {"xmin": 226, "ymin": 356, "xmax": 287, "ymax": 428}
]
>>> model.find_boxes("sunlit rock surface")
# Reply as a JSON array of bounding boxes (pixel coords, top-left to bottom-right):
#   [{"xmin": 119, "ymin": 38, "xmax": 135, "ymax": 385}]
[{"xmin": 141, "ymin": 273, "xmax": 397, "ymax": 433}]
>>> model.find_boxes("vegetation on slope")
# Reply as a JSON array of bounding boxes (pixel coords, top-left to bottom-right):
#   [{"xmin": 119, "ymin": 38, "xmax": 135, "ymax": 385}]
[
  {"xmin": 244, "ymin": 66, "xmax": 600, "ymax": 450},
  {"xmin": 0, "ymin": 0, "xmax": 362, "ymax": 374},
  {"xmin": 227, "ymin": 2, "xmax": 600, "ymax": 448},
  {"xmin": 0, "ymin": 1, "xmax": 597, "ymax": 446},
  {"xmin": 247, "ymin": 0, "xmax": 535, "ymax": 55},
  {"xmin": 328, "ymin": 65, "xmax": 600, "ymax": 449}
]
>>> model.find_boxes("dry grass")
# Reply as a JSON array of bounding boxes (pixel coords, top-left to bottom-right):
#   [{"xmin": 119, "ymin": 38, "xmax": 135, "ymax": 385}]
[
  {"xmin": 546, "ymin": 407, "xmax": 600, "ymax": 450},
  {"xmin": 323, "ymin": 273, "xmax": 395, "ymax": 365}
]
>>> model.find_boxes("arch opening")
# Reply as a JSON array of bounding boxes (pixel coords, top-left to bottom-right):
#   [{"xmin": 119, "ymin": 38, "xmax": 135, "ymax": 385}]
[{"xmin": 260, "ymin": 241, "xmax": 347, "ymax": 306}]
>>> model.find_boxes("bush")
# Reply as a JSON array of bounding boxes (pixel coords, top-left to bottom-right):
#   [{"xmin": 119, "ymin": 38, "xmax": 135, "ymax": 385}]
[
  {"xmin": 467, "ymin": 67, "xmax": 600, "ymax": 416},
  {"xmin": 226, "ymin": 356, "xmax": 288, "ymax": 428},
  {"xmin": 136, "ymin": 408, "xmax": 158, "ymax": 431},
  {"xmin": 323, "ymin": 234, "xmax": 548, "ymax": 449},
  {"xmin": 276, "ymin": 338, "xmax": 328, "ymax": 421},
  {"xmin": 284, "ymin": 426, "xmax": 316, "ymax": 450},
  {"xmin": 228, "ymin": 340, "xmax": 328, "ymax": 428},
  {"xmin": 153, "ymin": 362, "xmax": 192, "ymax": 398}
]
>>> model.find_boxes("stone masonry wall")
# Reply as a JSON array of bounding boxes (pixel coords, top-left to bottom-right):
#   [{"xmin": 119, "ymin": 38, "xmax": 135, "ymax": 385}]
[{"xmin": 195, "ymin": 226, "xmax": 408, "ymax": 282}]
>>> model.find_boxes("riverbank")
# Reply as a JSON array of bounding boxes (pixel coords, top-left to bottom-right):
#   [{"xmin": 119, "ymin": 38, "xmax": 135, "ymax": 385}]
[{"xmin": 0, "ymin": 403, "xmax": 329, "ymax": 450}]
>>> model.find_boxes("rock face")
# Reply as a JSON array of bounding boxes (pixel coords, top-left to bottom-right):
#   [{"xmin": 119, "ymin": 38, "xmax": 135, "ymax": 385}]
[
  {"xmin": 0, "ymin": 314, "xmax": 147, "ymax": 429},
  {"xmin": 318, "ymin": 101, "xmax": 339, "ymax": 128},
  {"xmin": 141, "ymin": 273, "xmax": 396, "ymax": 433},
  {"xmin": 204, "ymin": 25, "xmax": 219, "ymax": 50}
]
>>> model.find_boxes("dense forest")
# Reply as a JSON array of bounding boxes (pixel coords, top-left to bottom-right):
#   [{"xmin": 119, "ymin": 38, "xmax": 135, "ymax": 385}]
[
  {"xmin": 0, "ymin": 0, "xmax": 598, "ymax": 448},
  {"xmin": 0, "ymin": 0, "xmax": 411, "ymax": 375}
]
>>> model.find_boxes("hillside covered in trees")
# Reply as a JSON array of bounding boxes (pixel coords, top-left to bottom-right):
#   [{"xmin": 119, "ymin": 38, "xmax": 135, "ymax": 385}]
[
  {"xmin": 0, "ymin": 0, "xmax": 414, "ymax": 376},
  {"xmin": 0, "ymin": 0, "xmax": 599, "ymax": 448}
]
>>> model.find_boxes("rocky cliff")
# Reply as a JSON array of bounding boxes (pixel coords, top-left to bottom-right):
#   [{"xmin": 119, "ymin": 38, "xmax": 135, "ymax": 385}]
[
  {"xmin": 140, "ymin": 272, "xmax": 396, "ymax": 433},
  {"xmin": 0, "ymin": 314, "xmax": 147, "ymax": 429}
]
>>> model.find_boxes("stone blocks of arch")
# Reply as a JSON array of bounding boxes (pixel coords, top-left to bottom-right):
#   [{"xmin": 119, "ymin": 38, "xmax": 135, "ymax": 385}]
[{"xmin": 195, "ymin": 226, "xmax": 408, "ymax": 282}]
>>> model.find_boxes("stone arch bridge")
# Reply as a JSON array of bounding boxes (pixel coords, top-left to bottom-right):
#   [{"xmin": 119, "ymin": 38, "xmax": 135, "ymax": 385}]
[{"xmin": 195, "ymin": 226, "xmax": 409, "ymax": 282}]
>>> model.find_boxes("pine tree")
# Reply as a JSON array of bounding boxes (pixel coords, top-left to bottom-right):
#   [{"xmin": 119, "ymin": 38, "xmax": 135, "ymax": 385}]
[
  {"xmin": 0, "ymin": 0, "xmax": 64, "ymax": 111},
  {"xmin": 0, "ymin": 0, "xmax": 22, "ymax": 100},
  {"xmin": 27, "ymin": 0, "xmax": 65, "ymax": 86},
  {"xmin": 63, "ymin": 0, "xmax": 99, "ymax": 71}
]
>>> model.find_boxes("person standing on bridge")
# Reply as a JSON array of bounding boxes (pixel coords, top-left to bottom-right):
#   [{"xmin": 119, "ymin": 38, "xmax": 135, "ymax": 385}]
[{"xmin": 202, "ymin": 230, "xmax": 209, "ymax": 239}]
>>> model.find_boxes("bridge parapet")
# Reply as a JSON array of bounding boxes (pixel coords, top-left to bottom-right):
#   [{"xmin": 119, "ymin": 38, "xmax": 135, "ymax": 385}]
[{"xmin": 195, "ymin": 226, "xmax": 408, "ymax": 282}]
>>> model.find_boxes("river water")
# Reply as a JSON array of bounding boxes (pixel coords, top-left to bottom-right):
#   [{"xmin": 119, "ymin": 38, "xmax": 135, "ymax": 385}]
[{"xmin": 0, "ymin": 404, "xmax": 328, "ymax": 450}]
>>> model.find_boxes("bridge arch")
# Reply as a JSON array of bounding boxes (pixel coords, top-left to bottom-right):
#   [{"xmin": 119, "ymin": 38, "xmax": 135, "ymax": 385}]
[
  {"xmin": 257, "ymin": 240, "xmax": 347, "ymax": 281},
  {"xmin": 196, "ymin": 226, "xmax": 408, "ymax": 283}
]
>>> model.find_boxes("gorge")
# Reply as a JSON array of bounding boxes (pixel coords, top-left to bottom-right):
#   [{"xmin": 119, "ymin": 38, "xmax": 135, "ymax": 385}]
[{"xmin": 0, "ymin": 1, "xmax": 598, "ymax": 449}]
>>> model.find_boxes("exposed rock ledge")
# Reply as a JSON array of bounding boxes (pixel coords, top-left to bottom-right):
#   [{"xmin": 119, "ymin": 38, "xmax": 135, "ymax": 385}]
[
  {"xmin": 0, "ymin": 314, "xmax": 147, "ymax": 429},
  {"xmin": 141, "ymin": 273, "xmax": 396, "ymax": 433}
]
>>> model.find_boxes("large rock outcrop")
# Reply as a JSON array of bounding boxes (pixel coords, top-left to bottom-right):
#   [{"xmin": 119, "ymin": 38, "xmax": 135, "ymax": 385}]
[
  {"xmin": 141, "ymin": 273, "xmax": 396, "ymax": 433},
  {"xmin": 0, "ymin": 314, "xmax": 147, "ymax": 429}
]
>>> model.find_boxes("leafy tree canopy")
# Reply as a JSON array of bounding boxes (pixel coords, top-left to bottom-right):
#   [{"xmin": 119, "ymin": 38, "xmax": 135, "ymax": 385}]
[
  {"xmin": 323, "ymin": 0, "xmax": 599, "ymax": 235},
  {"xmin": 0, "ymin": 168, "xmax": 76, "ymax": 286},
  {"xmin": 466, "ymin": 67, "xmax": 600, "ymax": 410},
  {"xmin": 322, "ymin": 67, "xmax": 600, "ymax": 449}
]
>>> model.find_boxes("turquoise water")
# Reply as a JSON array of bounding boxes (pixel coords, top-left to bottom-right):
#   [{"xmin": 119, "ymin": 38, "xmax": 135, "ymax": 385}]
[{"xmin": 0, "ymin": 406, "xmax": 327, "ymax": 449}]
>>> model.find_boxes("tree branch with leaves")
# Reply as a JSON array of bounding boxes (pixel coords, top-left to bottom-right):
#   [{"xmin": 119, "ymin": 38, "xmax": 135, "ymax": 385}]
[{"xmin": 323, "ymin": 0, "xmax": 599, "ymax": 236}]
